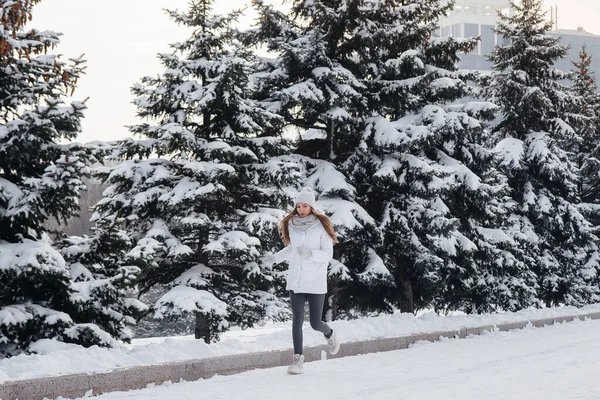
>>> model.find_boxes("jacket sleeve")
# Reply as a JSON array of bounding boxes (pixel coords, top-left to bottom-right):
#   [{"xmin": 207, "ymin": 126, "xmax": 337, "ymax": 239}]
[
  {"xmin": 309, "ymin": 229, "xmax": 333, "ymax": 263},
  {"xmin": 273, "ymin": 245, "xmax": 292, "ymax": 263}
]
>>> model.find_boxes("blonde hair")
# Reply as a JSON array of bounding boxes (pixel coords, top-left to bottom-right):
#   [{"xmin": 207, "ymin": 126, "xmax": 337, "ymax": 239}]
[{"xmin": 279, "ymin": 207, "xmax": 339, "ymax": 246}]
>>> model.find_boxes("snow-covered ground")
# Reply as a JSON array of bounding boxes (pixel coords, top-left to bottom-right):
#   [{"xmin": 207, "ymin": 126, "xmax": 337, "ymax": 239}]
[
  {"xmin": 64, "ymin": 316, "xmax": 600, "ymax": 400},
  {"xmin": 2, "ymin": 304, "xmax": 600, "ymax": 386}
]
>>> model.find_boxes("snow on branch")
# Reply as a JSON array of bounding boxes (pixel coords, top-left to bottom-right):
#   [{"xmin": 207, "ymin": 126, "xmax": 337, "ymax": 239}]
[
  {"xmin": 359, "ymin": 249, "xmax": 392, "ymax": 279},
  {"xmin": 318, "ymin": 198, "xmax": 375, "ymax": 234},
  {"xmin": 204, "ymin": 231, "xmax": 261, "ymax": 255},
  {"xmin": 305, "ymin": 161, "xmax": 356, "ymax": 197},
  {"xmin": 154, "ymin": 285, "xmax": 228, "ymax": 318},
  {"xmin": 0, "ymin": 241, "xmax": 67, "ymax": 275},
  {"xmin": 494, "ymin": 137, "xmax": 524, "ymax": 168}
]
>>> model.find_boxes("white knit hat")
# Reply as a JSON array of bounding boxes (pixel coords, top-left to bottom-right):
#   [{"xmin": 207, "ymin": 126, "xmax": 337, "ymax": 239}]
[{"xmin": 295, "ymin": 187, "xmax": 317, "ymax": 210}]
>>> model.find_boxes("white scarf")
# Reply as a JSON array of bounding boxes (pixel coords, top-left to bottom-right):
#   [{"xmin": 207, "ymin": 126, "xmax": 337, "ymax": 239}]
[{"xmin": 290, "ymin": 214, "xmax": 320, "ymax": 231}]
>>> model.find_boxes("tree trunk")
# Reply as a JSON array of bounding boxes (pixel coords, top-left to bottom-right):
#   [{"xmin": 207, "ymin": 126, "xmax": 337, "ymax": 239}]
[
  {"xmin": 397, "ymin": 272, "xmax": 414, "ymax": 314},
  {"xmin": 194, "ymin": 312, "xmax": 211, "ymax": 344},
  {"xmin": 326, "ymin": 275, "xmax": 340, "ymax": 321}
]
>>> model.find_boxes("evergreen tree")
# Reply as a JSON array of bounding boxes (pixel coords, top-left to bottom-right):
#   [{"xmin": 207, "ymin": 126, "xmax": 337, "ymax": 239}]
[
  {"xmin": 0, "ymin": 0, "xmax": 118, "ymax": 357},
  {"xmin": 94, "ymin": 0, "xmax": 292, "ymax": 343},
  {"xmin": 339, "ymin": 0, "xmax": 464, "ymax": 313},
  {"xmin": 434, "ymin": 113, "xmax": 538, "ymax": 313},
  {"xmin": 58, "ymin": 225, "xmax": 148, "ymax": 343},
  {"xmin": 485, "ymin": 0, "xmax": 600, "ymax": 306},
  {"xmin": 248, "ymin": 0, "xmax": 393, "ymax": 319},
  {"xmin": 570, "ymin": 45, "xmax": 600, "ymax": 227}
]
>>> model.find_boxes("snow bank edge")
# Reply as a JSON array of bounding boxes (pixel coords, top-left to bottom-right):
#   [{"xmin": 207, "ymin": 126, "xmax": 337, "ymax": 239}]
[{"xmin": 2, "ymin": 312, "xmax": 599, "ymax": 400}]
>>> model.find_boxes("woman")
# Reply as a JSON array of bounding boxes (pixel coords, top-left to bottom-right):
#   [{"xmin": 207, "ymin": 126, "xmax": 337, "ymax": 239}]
[{"xmin": 269, "ymin": 187, "xmax": 340, "ymax": 375}]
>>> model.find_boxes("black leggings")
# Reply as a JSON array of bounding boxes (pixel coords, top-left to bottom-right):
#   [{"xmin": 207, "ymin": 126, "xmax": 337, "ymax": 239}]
[{"xmin": 289, "ymin": 291, "xmax": 332, "ymax": 355}]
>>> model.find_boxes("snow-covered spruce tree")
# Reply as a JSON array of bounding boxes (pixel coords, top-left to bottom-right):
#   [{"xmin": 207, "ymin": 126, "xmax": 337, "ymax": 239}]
[
  {"xmin": 570, "ymin": 45, "xmax": 600, "ymax": 227},
  {"xmin": 247, "ymin": 0, "xmax": 393, "ymax": 319},
  {"xmin": 339, "ymin": 0, "xmax": 539, "ymax": 313},
  {"xmin": 353, "ymin": 113, "xmax": 538, "ymax": 314},
  {"xmin": 94, "ymin": 1, "xmax": 293, "ymax": 343},
  {"xmin": 433, "ymin": 115, "xmax": 539, "ymax": 313},
  {"xmin": 58, "ymin": 224, "xmax": 148, "ymax": 343},
  {"xmin": 484, "ymin": 0, "xmax": 600, "ymax": 306},
  {"xmin": 0, "ymin": 0, "xmax": 119, "ymax": 357}
]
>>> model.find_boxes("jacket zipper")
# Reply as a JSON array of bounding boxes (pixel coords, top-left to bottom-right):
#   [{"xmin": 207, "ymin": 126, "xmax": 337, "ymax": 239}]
[{"xmin": 298, "ymin": 232, "xmax": 306, "ymax": 289}]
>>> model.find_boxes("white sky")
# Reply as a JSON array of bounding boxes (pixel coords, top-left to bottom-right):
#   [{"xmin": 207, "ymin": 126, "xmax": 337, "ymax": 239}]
[
  {"xmin": 2, "ymin": 304, "xmax": 600, "ymax": 399},
  {"xmin": 29, "ymin": 0, "xmax": 600, "ymax": 144}
]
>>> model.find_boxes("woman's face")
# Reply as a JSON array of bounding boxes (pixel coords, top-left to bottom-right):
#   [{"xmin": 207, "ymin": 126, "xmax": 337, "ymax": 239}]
[{"xmin": 296, "ymin": 202, "xmax": 312, "ymax": 217}]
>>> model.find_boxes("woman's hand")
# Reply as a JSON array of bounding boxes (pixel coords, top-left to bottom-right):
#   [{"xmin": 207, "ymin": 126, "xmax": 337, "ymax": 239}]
[
  {"xmin": 263, "ymin": 254, "xmax": 276, "ymax": 264},
  {"xmin": 297, "ymin": 247, "xmax": 312, "ymax": 259}
]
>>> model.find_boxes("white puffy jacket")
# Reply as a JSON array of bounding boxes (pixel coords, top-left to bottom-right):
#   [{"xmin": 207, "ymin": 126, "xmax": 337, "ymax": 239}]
[{"xmin": 273, "ymin": 221, "xmax": 334, "ymax": 294}]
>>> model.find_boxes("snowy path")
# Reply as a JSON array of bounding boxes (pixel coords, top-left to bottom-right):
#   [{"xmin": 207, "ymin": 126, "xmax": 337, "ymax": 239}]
[{"xmin": 72, "ymin": 318, "xmax": 600, "ymax": 400}]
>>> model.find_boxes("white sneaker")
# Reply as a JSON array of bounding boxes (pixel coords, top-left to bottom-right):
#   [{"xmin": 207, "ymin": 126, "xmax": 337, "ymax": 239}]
[
  {"xmin": 327, "ymin": 329, "xmax": 340, "ymax": 355},
  {"xmin": 287, "ymin": 354, "xmax": 304, "ymax": 374}
]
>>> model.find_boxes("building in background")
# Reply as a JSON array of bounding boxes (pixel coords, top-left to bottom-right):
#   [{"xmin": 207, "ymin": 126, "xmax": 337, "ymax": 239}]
[
  {"xmin": 439, "ymin": 0, "xmax": 600, "ymax": 85},
  {"xmin": 551, "ymin": 28, "xmax": 600, "ymax": 80},
  {"xmin": 439, "ymin": 0, "xmax": 511, "ymax": 71}
]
